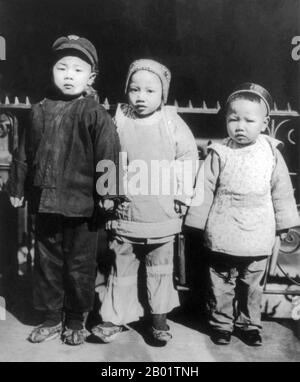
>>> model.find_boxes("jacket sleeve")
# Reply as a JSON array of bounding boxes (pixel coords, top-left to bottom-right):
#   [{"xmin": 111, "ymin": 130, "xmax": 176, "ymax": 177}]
[
  {"xmin": 173, "ymin": 114, "xmax": 199, "ymax": 206},
  {"xmin": 271, "ymin": 148, "xmax": 300, "ymax": 230},
  {"xmin": 184, "ymin": 150, "xmax": 220, "ymax": 230},
  {"xmin": 87, "ymin": 106, "xmax": 123, "ymax": 200},
  {"xmin": 6, "ymin": 114, "xmax": 28, "ymax": 198}
]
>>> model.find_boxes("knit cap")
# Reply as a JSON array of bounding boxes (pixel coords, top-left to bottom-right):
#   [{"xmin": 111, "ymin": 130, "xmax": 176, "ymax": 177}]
[{"xmin": 125, "ymin": 59, "xmax": 171, "ymax": 104}]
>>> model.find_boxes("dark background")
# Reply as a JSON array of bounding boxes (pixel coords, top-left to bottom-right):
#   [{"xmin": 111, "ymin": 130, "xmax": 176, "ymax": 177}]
[{"xmin": 0, "ymin": 0, "xmax": 299, "ymax": 109}]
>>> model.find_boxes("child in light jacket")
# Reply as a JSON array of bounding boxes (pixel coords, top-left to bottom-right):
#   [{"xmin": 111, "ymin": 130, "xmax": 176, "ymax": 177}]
[
  {"xmin": 185, "ymin": 83, "xmax": 299, "ymax": 346},
  {"xmin": 92, "ymin": 59, "xmax": 198, "ymax": 346}
]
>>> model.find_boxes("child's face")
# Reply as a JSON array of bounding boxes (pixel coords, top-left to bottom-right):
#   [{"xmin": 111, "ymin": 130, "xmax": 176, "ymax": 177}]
[
  {"xmin": 52, "ymin": 56, "xmax": 96, "ymax": 96},
  {"xmin": 226, "ymin": 99, "xmax": 269, "ymax": 145},
  {"xmin": 127, "ymin": 70, "xmax": 163, "ymax": 117}
]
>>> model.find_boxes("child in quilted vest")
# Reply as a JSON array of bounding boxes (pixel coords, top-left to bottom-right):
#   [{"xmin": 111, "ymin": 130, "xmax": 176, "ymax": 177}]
[
  {"xmin": 92, "ymin": 59, "xmax": 198, "ymax": 346},
  {"xmin": 185, "ymin": 83, "xmax": 299, "ymax": 346}
]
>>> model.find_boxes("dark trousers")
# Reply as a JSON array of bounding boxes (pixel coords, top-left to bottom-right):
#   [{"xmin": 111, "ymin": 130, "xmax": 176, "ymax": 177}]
[
  {"xmin": 207, "ymin": 252, "xmax": 268, "ymax": 333},
  {"xmin": 33, "ymin": 213, "xmax": 98, "ymax": 314}
]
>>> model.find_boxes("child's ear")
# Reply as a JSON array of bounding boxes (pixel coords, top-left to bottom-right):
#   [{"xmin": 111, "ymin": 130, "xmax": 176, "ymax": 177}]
[
  {"xmin": 88, "ymin": 72, "xmax": 97, "ymax": 86},
  {"xmin": 261, "ymin": 115, "xmax": 270, "ymax": 132}
]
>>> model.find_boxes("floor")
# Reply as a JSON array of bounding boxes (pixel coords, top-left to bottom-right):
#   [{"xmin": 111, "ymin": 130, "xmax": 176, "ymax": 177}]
[{"xmin": 0, "ymin": 274, "xmax": 300, "ymax": 362}]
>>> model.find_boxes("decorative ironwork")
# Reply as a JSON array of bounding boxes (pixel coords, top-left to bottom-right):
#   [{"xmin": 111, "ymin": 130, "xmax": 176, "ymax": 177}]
[
  {"xmin": 280, "ymin": 229, "xmax": 300, "ymax": 259},
  {"xmin": 1, "ymin": 95, "xmax": 299, "ymax": 115},
  {"xmin": 0, "ymin": 96, "xmax": 31, "ymax": 109},
  {"xmin": 292, "ymin": 296, "xmax": 300, "ymax": 320}
]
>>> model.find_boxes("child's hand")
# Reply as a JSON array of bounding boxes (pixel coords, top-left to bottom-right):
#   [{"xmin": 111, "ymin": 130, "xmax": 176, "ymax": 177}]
[
  {"xmin": 10, "ymin": 196, "xmax": 24, "ymax": 208},
  {"xmin": 99, "ymin": 199, "xmax": 114, "ymax": 211},
  {"xmin": 174, "ymin": 200, "xmax": 188, "ymax": 217},
  {"xmin": 276, "ymin": 229, "xmax": 289, "ymax": 241}
]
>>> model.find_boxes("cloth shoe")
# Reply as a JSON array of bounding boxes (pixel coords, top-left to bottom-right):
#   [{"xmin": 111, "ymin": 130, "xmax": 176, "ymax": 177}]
[
  {"xmin": 28, "ymin": 322, "xmax": 62, "ymax": 343},
  {"xmin": 61, "ymin": 327, "xmax": 88, "ymax": 346},
  {"xmin": 149, "ymin": 325, "xmax": 172, "ymax": 346},
  {"xmin": 91, "ymin": 323, "xmax": 123, "ymax": 343},
  {"xmin": 210, "ymin": 329, "xmax": 232, "ymax": 345},
  {"xmin": 239, "ymin": 329, "xmax": 262, "ymax": 346}
]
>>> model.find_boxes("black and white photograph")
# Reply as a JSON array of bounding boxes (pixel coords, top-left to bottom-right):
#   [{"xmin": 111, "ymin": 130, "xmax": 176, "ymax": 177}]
[{"xmin": 0, "ymin": 0, "xmax": 300, "ymax": 365}]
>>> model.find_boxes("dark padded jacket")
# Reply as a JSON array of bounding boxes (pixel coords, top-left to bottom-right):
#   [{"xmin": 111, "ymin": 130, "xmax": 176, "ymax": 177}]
[{"xmin": 7, "ymin": 95, "xmax": 121, "ymax": 217}]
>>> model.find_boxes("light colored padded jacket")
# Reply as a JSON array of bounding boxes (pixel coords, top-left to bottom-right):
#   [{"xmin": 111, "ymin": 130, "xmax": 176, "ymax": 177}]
[
  {"xmin": 108, "ymin": 104, "xmax": 198, "ymax": 239},
  {"xmin": 185, "ymin": 134, "xmax": 300, "ymax": 256}
]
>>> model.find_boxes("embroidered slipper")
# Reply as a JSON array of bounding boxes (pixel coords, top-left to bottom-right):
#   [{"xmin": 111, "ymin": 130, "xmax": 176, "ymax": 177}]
[
  {"xmin": 61, "ymin": 327, "xmax": 89, "ymax": 346},
  {"xmin": 149, "ymin": 326, "xmax": 172, "ymax": 346},
  {"xmin": 91, "ymin": 324, "xmax": 123, "ymax": 343},
  {"xmin": 28, "ymin": 322, "xmax": 62, "ymax": 343}
]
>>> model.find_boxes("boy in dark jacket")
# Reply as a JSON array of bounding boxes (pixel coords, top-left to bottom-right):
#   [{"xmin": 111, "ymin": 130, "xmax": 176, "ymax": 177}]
[{"xmin": 7, "ymin": 35, "xmax": 120, "ymax": 345}]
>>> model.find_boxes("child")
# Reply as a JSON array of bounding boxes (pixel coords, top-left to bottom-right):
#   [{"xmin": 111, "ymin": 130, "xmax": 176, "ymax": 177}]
[
  {"xmin": 92, "ymin": 59, "xmax": 198, "ymax": 345},
  {"xmin": 185, "ymin": 83, "xmax": 300, "ymax": 346},
  {"xmin": 7, "ymin": 35, "xmax": 120, "ymax": 345}
]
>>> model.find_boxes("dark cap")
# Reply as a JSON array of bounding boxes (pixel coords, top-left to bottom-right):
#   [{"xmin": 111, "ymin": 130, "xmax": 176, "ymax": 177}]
[
  {"xmin": 227, "ymin": 82, "xmax": 273, "ymax": 115},
  {"xmin": 52, "ymin": 35, "xmax": 98, "ymax": 70}
]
